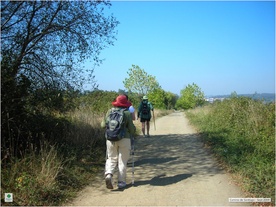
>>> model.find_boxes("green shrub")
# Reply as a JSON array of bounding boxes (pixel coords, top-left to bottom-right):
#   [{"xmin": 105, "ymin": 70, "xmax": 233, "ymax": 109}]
[{"xmin": 186, "ymin": 97, "xmax": 275, "ymax": 204}]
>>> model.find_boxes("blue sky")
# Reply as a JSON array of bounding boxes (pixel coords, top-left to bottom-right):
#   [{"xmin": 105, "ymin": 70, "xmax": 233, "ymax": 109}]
[{"xmin": 85, "ymin": 1, "xmax": 275, "ymax": 96}]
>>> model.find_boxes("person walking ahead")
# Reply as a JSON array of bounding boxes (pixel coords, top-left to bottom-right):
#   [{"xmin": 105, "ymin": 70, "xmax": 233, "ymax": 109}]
[
  {"xmin": 137, "ymin": 95, "xmax": 154, "ymax": 137},
  {"xmin": 101, "ymin": 95, "xmax": 136, "ymax": 189}
]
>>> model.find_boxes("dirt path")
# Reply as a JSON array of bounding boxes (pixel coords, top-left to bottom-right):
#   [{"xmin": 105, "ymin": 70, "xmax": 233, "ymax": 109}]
[{"xmin": 67, "ymin": 112, "xmax": 250, "ymax": 206}]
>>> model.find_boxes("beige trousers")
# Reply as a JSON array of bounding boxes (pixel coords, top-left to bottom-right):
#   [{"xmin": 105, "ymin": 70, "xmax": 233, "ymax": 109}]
[{"xmin": 105, "ymin": 138, "xmax": 131, "ymax": 182}]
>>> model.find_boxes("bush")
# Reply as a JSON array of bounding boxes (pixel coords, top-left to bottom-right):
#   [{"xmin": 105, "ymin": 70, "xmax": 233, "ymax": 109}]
[{"xmin": 186, "ymin": 97, "xmax": 275, "ymax": 204}]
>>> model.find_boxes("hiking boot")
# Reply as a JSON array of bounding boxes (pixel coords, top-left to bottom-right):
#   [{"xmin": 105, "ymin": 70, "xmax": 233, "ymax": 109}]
[
  {"xmin": 105, "ymin": 174, "xmax": 113, "ymax": 189},
  {"xmin": 118, "ymin": 181, "xmax": 127, "ymax": 189}
]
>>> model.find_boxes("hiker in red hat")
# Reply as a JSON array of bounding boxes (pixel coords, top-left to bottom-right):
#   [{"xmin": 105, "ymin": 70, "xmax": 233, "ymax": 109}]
[{"xmin": 101, "ymin": 95, "xmax": 136, "ymax": 189}]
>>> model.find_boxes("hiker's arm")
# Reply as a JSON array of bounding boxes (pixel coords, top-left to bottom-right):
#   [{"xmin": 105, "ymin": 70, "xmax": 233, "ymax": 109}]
[
  {"xmin": 127, "ymin": 113, "xmax": 136, "ymax": 135},
  {"xmin": 100, "ymin": 110, "xmax": 109, "ymax": 128}
]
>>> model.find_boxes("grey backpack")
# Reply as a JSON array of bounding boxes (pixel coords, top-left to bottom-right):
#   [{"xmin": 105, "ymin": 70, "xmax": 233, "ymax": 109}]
[{"xmin": 105, "ymin": 108, "xmax": 126, "ymax": 141}]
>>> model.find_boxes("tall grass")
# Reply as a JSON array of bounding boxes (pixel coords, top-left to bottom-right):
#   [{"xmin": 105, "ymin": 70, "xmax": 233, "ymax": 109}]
[
  {"xmin": 186, "ymin": 97, "xmax": 275, "ymax": 205},
  {"xmin": 1, "ymin": 142, "xmax": 63, "ymax": 205},
  {"xmin": 1, "ymin": 107, "xmax": 106, "ymax": 206}
]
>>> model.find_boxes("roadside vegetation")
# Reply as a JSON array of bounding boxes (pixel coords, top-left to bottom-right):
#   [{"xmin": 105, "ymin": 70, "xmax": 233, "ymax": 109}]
[
  {"xmin": 1, "ymin": 89, "xmax": 171, "ymax": 206},
  {"xmin": 186, "ymin": 96, "xmax": 275, "ymax": 205},
  {"xmin": 1, "ymin": 97, "xmax": 106, "ymax": 206},
  {"xmin": 1, "ymin": 2, "xmax": 119, "ymax": 205}
]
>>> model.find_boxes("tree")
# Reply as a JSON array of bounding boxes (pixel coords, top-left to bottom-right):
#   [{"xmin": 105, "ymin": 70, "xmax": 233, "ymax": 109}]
[
  {"xmin": 123, "ymin": 65, "xmax": 160, "ymax": 95},
  {"xmin": 147, "ymin": 89, "xmax": 178, "ymax": 109},
  {"xmin": 165, "ymin": 91, "xmax": 178, "ymax": 109},
  {"xmin": 148, "ymin": 88, "xmax": 166, "ymax": 109},
  {"xmin": 176, "ymin": 83, "xmax": 205, "ymax": 109},
  {"xmin": 1, "ymin": 1, "xmax": 119, "ymax": 158},
  {"xmin": 1, "ymin": 1, "xmax": 119, "ymax": 90}
]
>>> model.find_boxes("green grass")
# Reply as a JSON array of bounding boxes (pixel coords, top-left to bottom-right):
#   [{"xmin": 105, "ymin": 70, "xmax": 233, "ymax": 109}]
[{"xmin": 186, "ymin": 97, "xmax": 275, "ymax": 205}]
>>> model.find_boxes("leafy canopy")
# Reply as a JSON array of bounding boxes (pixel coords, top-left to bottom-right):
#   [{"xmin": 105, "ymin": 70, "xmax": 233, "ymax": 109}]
[
  {"xmin": 123, "ymin": 65, "xmax": 160, "ymax": 95},
  {"xmin": 176, "ymin": 83, "xmax": 205, "ymax": 109}
]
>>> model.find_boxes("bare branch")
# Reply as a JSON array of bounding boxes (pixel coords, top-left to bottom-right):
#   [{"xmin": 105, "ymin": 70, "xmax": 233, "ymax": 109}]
[{"xmin": 1, "ymin": 1, "xmax": 24, "ymax": 29}]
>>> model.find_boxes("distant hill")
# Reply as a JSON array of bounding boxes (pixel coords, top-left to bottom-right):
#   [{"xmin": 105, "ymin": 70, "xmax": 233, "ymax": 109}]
[{"xmin": 206, "ymin": 93, "xmax": 275, "ymax": 103}]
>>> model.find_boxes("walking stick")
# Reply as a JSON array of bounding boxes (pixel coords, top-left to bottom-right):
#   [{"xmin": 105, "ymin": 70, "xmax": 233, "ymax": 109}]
[
  {"xmin": 152, "ymin": 110, "xmax": 156, "ymax": 131},
  {"xmin": 131, "ymin": 136, "xmax": 135, "ymax": 185}
]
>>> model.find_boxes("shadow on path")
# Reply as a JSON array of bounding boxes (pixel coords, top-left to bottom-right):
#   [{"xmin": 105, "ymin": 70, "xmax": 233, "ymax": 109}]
[
  {"xmin": 135, "ymin": 173, "xmax": 193, "ymax": 186},
  {"xmin": 111, "ymin": 173, "xmax": 193, "ymax": 192},
  {"xmin": 130, "ymin": 133, "xmax": 224, "ymax": 186},
  {"xmin": 96, "ymin": 132, "xmax": 225, "ymax": 192}
]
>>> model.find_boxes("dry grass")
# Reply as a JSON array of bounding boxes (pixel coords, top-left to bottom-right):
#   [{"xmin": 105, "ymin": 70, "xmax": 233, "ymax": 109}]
[
  {"xmin": 65, "ymin": 107, "xmax": 104, "ymax": 147},
  {"xmin": 1, "ymin": 142, "xmax": 63, "ymax": 206},
  {"xmin": 37, "ymin": 143, "xmax": 63, "ymax": 189}
]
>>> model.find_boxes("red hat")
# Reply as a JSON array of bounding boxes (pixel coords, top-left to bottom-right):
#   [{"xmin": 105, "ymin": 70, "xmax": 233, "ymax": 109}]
[{"xmin": 112, "ymin": 95, "xmax": 132, "ymax": 108}]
